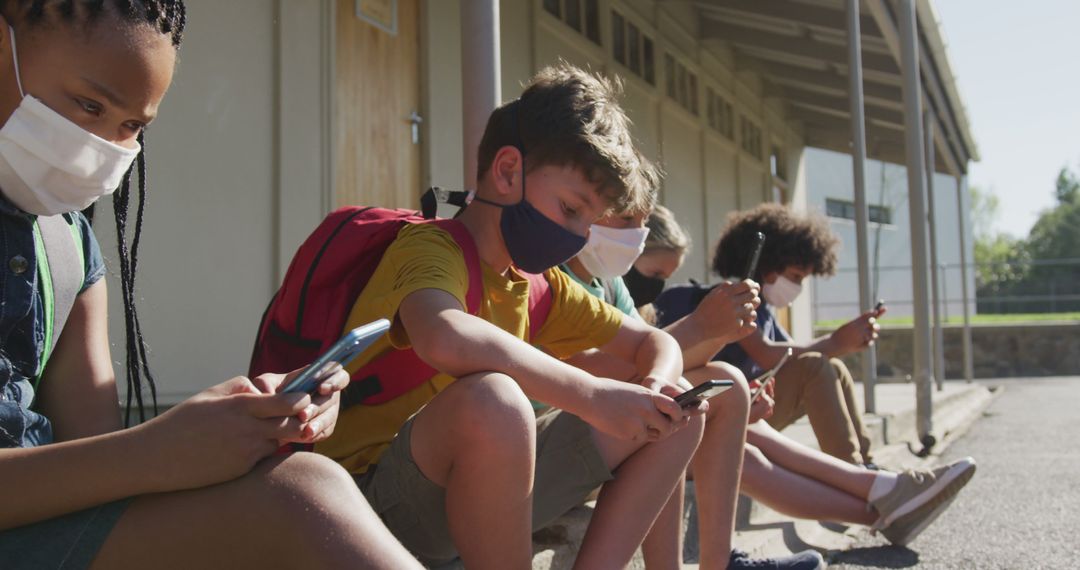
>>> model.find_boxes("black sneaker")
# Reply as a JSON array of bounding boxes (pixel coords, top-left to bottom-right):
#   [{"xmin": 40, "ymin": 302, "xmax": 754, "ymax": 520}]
[{"xmin": 728, "ymin": 548, "xmax": 825, "ymax": 569}]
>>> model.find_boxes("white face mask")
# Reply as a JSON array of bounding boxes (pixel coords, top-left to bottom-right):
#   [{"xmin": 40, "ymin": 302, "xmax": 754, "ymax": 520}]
[
  {"xmin": 577, "ymin": 224, "xmax": 650, "ymax": 279},
  {"xmin": 763, "ymin": 275, "xmax": 802, "ymax": 307},
  {"xmin": 0, "ymin": 26, "xmax": 140, "ymax": 216}
]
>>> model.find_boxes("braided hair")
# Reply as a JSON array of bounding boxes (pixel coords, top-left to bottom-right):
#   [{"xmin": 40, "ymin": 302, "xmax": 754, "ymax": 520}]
[{"xmin": 2, "ymin": 0, "xmax": 186, "ymax": 424}]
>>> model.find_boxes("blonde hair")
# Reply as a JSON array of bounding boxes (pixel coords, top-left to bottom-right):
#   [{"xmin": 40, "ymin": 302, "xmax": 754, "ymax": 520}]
[{"xmin": 644, "ymin": 204, "xmax": 690, "ymax": 255}]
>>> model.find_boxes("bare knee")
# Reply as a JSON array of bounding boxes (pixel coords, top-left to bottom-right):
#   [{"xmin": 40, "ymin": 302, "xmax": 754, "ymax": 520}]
[
  {"xmin": 259, "ymin": 452, "xmax": 364, "ymax": 511},
  {"xmin": 445, "ymin": 372, "xmax": 535, "ymax": 452},
  {"xmin": 697, "ymin": 361, "xmax": 749, "ymax": 417}
]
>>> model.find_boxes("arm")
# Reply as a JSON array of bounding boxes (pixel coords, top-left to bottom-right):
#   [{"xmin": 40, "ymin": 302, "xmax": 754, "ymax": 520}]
[
  {"xmin": 400, "ymin": 288, "xmax": 608, "ymax": 416},
  {"xmin": 740, "ymin": 306, "xmax": 885, "ymax": 365},
  {"xmin": 0, "ymin": 373, "xmax": 342, "ymax": 531},
  {"xmin": 35, "ymin": 280, "xmax": 121, "ymax": 441},
  {"xmin": 399, "ymin": 288, "xmax": 694, "ymax": 438},
  {"xmin": 663, "ymin": 280, "xmax": 759, "ymax": 369},
  {"xmin": 594, "ymin": 313, "xmax": 684, "ymax": 392}
]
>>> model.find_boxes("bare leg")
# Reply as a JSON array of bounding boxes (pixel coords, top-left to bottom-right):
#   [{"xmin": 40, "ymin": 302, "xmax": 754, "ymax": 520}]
[
  {"xmin": 741, "ymin": 443, "xmax": 877, "ymax": 526},
  {"xmin": 575, "ymin": 413, "xmax": 705, "ymax": 570},
  {"xmin": 686, "ymin": 362, "xmax": 750, "ymax": 570},
  {"xmin": 641, "ymin": 478, "xmax": 685, "ymax": 570},
  {"xmin": 748, "ymin": 421, "xmax": 877, "ymax": 499},
  {"xmin": 92, "ymin": 453, "xmax": 422, "ymax": 569},
  {"xmin": 409, "ymin": 372, "xmax": 537, "ymax": 570}
]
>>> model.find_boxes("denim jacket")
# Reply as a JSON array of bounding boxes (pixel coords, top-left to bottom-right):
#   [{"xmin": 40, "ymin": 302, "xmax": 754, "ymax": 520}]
[{"xmin": 0, "ymin": 194, "xmax": 105, "ymax": 448}]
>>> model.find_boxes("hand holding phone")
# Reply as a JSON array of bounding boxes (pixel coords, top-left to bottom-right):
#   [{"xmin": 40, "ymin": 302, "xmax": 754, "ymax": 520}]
[
  {"xmin": 280, "ymin": 319, "xmax": 391, "ymax": 395},
  {"xmin": 674, "ymin": 380, "xmax": 734, "ymax": 408},
  {"xmin": 750, "ymin": 347, "xmax": 793, "ymax": 401}
]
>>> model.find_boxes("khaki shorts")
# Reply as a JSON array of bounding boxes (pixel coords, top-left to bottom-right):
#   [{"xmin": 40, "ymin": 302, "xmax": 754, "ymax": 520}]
[{"xmin": 356, "ymin": 409, "xmax": 612, "ymax": 567}]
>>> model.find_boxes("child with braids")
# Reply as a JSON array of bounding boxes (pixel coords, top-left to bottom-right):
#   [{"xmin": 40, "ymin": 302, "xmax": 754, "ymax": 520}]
[{"xmin": 0, "ymin": 1, "xmax": 421, "ymax": 568}]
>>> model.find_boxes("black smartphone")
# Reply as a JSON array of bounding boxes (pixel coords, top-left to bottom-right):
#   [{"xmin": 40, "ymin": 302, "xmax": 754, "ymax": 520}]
[
  {"xmin": 743, "ymin": 232, "xmax": 766, "ymax": 279},
  {"xmin": 750, "ymin": 347, "xmax": 793, "ymax": 401},
  {"xmin": 280, "ymin": 319, "xmax": 390, "ymax": 395},
  {"xmin": 674, "ymin": 380, "xmax": 735, "ymax": 408}
]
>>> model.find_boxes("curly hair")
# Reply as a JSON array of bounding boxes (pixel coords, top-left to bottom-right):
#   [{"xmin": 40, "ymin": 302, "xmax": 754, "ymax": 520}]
[{"xmin": 711, "ymin": 203, "xmax": 838, "ymax": 280}]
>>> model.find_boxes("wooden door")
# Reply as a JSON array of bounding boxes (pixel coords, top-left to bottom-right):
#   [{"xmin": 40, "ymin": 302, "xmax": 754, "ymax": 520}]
[{"xmin": 335, "ymin": 0, "xmax": 421, "ymax": 209}]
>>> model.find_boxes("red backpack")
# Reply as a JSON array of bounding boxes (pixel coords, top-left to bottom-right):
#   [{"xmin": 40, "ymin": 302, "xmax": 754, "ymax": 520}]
[{"xmin": 249, "ymin": 205, "xmax": 553, "ymax": 409}]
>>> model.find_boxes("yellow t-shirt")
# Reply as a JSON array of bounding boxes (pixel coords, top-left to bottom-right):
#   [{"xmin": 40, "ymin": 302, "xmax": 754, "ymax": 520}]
[{"xmin": 314, "ymin": 223, "xmax": 624, "ymax": 474}]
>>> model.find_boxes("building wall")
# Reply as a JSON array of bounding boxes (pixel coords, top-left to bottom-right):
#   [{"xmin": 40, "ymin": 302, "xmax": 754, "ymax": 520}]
[
  {"xmin": 96, "ymin": 0, "xmax": 818, "ymax": 404},
  {"xmin": 94, "ymin": 0, "xmax": 334, "ymax": 403},
  {"xmin": 804, "ymin": 147, "xmax": 976, "ymax": 323},
  {"xmin": 426, "ymin": 0, "xmax": 809, "ymax": 296}
]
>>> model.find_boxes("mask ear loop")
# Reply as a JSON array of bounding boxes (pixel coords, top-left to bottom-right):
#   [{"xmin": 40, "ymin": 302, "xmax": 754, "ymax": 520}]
[{"xmin": 7, "ymin": 26, "xmax": 24, "ymax": 98}]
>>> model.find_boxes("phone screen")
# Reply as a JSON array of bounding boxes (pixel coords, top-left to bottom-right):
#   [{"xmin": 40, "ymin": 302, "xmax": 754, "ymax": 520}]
[{"xmin": 280, "ymin": 319, "xmax": 391, "ymax": 394}]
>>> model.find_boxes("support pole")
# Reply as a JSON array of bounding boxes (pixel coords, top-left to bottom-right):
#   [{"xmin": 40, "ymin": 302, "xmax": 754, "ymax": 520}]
[
  {"xmin": 846, "ymin": 0, "xmax": 876, "ymax": 413},
  {"xmin": 461, "ymin": 0, "xmax": 501, "ymax": 190},
  {"xmin": 898, "ymin": 0, "xmax": 935, "ymax": 447},
  {"xmin": 924, "ymin": 113, "xmax": 946, "ymax": 389},
  {"xmin": 957, "ymin": 175, "xmax": 975, "ymax": 383}
]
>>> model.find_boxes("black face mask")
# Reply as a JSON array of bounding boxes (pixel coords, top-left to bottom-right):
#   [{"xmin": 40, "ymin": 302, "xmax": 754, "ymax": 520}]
[{"xmin": 623, "ymin": 266, "xmax": 666, "ymax": 307}]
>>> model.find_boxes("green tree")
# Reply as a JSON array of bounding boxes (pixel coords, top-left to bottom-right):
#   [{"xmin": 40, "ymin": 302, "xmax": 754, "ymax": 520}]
[
  {"xmin": 1054, "ymin": 166, "xmax": 1079, "ymax": 205},
  {"xmin": 1022, "ymin": 166, "xmax": 1080, "ymax": 311},
  {"xmin": 970, "ymin": 185, "xmax": 1029, "ymax": 311}
]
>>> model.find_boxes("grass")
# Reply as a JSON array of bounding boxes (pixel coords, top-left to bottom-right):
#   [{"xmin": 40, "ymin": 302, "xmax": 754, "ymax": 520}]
[{"xmin": 814, "ymin": 312, "xmax": 1080, "ymax": 329}]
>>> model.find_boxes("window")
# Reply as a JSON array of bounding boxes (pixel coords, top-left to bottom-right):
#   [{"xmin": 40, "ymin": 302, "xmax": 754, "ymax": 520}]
[
  {"xmin": 706, "ymin": 87, "xmax": 734, "ymax": 139},
  {"xmin": 546, "ymin": 0, "xmax": 600, "ymax": 45},
  {"xmin": 826, "ymin": 198, "xmax": 893, "ymax": 224},
  {"xmin": 613, "ymin": 12, "xmax": 625, "ymax": 65},
  {"xmin": 665, "ymin": 55, "xmax": 699, "ymax": 115},
  {"xmin": 869, "ymin": 205, "xmax": 892, "ymax": 225},
  {"xmin": 611, "ymin": 10, "xmax": 655, "ymax": 85},
  {"xmin": 739, "ymin": 115, "xmax": 763, "ymax": 160}
]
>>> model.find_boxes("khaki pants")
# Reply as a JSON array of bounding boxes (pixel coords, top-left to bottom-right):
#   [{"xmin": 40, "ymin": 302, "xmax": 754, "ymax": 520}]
[{"xmin": 766, "ymin": 352, "xmax": 873, "ymax": 464}]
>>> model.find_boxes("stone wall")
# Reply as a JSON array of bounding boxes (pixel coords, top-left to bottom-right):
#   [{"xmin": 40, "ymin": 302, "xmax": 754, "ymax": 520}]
[{"xmin": 816, "ymin": 322, "xmax": 1080, "ymax": 379}]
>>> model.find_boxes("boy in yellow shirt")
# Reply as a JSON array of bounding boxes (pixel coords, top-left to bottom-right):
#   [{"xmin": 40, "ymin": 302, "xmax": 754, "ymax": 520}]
[{"xmin": 316, "ymin": 64, "xmax": 705, "ymax": 569}]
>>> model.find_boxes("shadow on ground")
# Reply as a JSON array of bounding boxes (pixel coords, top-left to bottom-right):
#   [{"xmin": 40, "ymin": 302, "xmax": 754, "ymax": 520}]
[{"xmin": 828, "ymin": 545, "xmax": 920, "ymax": 568}]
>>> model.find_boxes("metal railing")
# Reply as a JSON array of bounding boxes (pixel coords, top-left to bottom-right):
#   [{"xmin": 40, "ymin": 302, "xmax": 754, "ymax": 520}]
[{"xmin": 811, "ymin": 258, "xmax": 1080, "ymax": 324}]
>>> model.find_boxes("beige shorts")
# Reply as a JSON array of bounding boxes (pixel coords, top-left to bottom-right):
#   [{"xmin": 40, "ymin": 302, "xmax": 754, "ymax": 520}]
[{"xmin": 355, "ymin": 408, "xmax": 612, "ymax": 567}]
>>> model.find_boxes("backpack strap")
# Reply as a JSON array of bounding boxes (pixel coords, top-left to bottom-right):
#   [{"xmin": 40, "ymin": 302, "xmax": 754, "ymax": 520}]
[
  {"xmin": 425, "ymin": 218, "xmax": 482, "ymax": 315},
  {"xmin": 32, "ymin": 214, "xmax": 84, "ymax": 385},
  {"xmin": 523, "ymin": 271, "xmax": 553, "ymax": 342}
]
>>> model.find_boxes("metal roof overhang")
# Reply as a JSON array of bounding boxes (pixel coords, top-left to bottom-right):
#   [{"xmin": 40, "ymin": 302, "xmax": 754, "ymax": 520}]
[{"xmin": 685, "ymin": 0, "xmax": 978, "ymax": 177}]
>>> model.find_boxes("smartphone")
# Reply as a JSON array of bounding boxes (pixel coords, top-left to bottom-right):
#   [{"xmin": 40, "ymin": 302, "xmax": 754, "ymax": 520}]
[
  {"xmin": 743, "ymin": 232, "xmax": 766, "ymax": 279},
  {"xmin": 675, "ymin": 380, "xmax": 735, "ymax": 408},
  {"xmin": 280, "ymin": 319, "xmax": 391, "ymax": 395},
  {"xmin": 750, "ymin": 347, "xmax": 793, "ymax": 401}
]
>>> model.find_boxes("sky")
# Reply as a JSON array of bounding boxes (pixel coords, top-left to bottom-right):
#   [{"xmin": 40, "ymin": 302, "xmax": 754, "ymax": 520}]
[{"xmin": 934, "ymin": 0, "xmax": 1080, "ymax": 238}]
